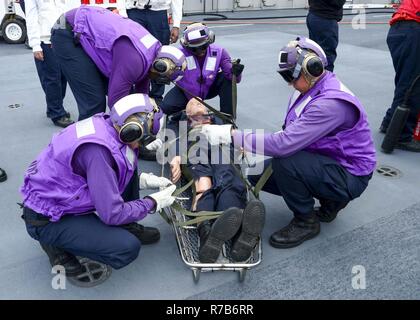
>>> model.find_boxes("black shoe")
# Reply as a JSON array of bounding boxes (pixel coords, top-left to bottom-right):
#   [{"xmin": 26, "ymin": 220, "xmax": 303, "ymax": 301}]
[
  {"xmin": 0, "ymin": 168, "xmax": 7, "ymax": 182},
  {"xmin": 315, "ymin": 199, "xmax": 349, "ymax": 223},
  {"xmin": 138, "ymin": 143, "xmax": 157, "ymax": 161},
  {"xmin": 269, "ymin": 215, "xmax": 320, "ymax": 249},
  {"xmin": 231, "ymin": 200, "xmax": 265, "ymax": 262},
  {"xmin": 121, "ymin": 223, "xmax": 160, "ymax": 244},
  {"xmin": 53, "ymin": 116, "xmax": 74, "ymax": 128},
  {"xmin": 40, "ymin": 243, "xmax": 84, "ymax": 277},
  {"xmin": 198, "ymin": 207, "xmax": 243, "ymax": 263},
  {"xmin": 395, "ymin": 140, "xmax": 420, "ymax": 153}
]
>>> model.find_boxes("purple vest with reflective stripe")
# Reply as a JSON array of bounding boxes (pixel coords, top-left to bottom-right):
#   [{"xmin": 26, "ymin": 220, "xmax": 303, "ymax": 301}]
[
  {"xmin": 176, "ymin": 44, "xmax": 223, "ymax": 99},
  {"xmin": 20, "ymin": 114, "xmax": 138, "ymax": 221},
  {"xmin": 285, "ymin": 72, "xmax": 376, "ymax": 176},
  {"xmin": 69, "ymin": 6, "xmax": 161, "ymax": 77}
]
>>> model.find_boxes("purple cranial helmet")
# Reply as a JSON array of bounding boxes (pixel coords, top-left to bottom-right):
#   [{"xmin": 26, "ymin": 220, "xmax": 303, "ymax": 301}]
[
  {"xmin": 278, "ymin": 36, "xmax": 328, "ymax": 84},
  {"xmin": 180, "ymin": 22, "xmax": 215, "ymax": 48},
  {"xmin": 152, "ymin": 45, "xmax": 187, "ymax": 83},
  {"xmin": 110, "ymin": 93, "xmax": 162, "ymax": 144}
]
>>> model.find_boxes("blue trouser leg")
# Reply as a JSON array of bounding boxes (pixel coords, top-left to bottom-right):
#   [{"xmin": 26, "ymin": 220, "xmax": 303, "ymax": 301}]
[
  {"xmin": 24, "ymin": 208, "xmax": 141, "ymax": 269},
  {"xmin": 51, "ymin": 28, "xmax": 107, "ymax": 121},
  {"xmin": 160, "ymin": 85, "xmax": 189, "ymax": 115},
  {"xmin": 127, "ymin": 9, "xmax": 170, "ymax": 100},
  {"xmin": 306, "ymin": 12, "xmax": 339, "ymax": 72},
  {"xmin": 196, "ymin": 190, "xmax": 216, "ymax": 212},
  {"xmin": 248, "ymin": 151, "xmax": 371, "ymax": 218},
  {"xmin": 206, "ymin": 72, "xmax": 234, "ymax": 116},
  {"xmin": 382, "ymin": 21, "xmax": 420, "ymax": 141},
  {"xmin": 213, "ymin": 164, "xmax": 247, "ymax": 211},
  {"xmin": 34, "ymin": 42, "xmax": 67, "ymax": 120},
  {"xmin": 193, "ymin": 163, "xmax": 247, "ymax": 212}
]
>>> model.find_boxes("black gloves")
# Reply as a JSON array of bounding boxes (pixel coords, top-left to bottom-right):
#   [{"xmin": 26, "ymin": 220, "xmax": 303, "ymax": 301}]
[{"xmin": 232, "ymin": 59, "xmax": 244, "ymax": 77}]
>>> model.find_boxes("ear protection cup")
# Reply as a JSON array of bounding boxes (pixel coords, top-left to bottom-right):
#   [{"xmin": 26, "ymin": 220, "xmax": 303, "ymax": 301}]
[
  {"xmin": 119, "ymin": 122, "xmax": 144, "ymax": 143},
  {"xmin": 118, "ymin": 113, "xmax": 153, "ymax": 144},
  {"xmin": 153, "ymin": 59, "xmax": 169, "ymax": 73},
  {"xmin": 303, "ymin": 55, "xmax": 324, "ymax": 78}
]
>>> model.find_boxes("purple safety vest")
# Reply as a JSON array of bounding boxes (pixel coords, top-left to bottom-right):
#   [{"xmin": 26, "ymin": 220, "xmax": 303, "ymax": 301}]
[
  {"xmin": 67, "ymin": 6, "xmax": 161, "ymax": 77},
  {"xmin": 176, "ymin": 44, "xmax": 223, "ymax": 99},
  {"xmin": 284, "ymin": 72, "xmax": 376, "ymax": 176},
  {"xmin": 20, "ymin": 114, "xmax": 138, "ymax": 221}
]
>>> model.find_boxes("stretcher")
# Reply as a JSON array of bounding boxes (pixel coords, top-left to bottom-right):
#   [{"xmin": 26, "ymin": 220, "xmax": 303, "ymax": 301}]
[
  {"xmin": 158, "ymin": 120, "xmax": 273, "ymax": 283},
  {"xmin": 158, "ymin": 75, "xmax": 273, "ymax": 282},
  {"xmin": 161, "ymin": 170, "xmax": 262, "ymax": 283}
]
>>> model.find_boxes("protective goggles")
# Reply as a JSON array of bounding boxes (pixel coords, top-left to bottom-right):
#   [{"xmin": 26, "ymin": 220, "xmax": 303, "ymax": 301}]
[
  {"xmin": 277, "ymin": 69, "xmax": 295, "ymax": 83},
  {"xmin": 188, "ymin": 43, "xmax": 210, "ymax": 54}
]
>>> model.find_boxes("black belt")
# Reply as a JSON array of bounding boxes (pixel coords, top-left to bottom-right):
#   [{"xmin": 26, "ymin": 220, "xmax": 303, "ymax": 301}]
[
  {"xmin": 21, "ymin": 206, "xmax": 50, "ymax": 227},
  {"xmin": 65, "ymin": 20, "xmax": 73, "ymax": 32},
  {"xmin": 64, "ymin": 19, "xmax": 81, "ymax": 45}
]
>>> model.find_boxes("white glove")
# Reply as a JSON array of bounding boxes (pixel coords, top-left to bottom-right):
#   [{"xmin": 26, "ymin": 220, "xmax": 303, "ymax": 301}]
[
  {"xmin": 200, "ymin": 124, "xmax": 233, "ymax": 146},
  {"xmin": 145, "ymin": 115, "xmax": 165, "ymax": 151},
  {"xmin": 145, "ymin": 138, "xmax": 163, "ymax": 151},
  {"xmin": 139, "ymin": 172, "xmax": 172, "ymax": 189},
  {"xmin": 148, "ymin": 184, "xmax": 177, "ymax": 212}
]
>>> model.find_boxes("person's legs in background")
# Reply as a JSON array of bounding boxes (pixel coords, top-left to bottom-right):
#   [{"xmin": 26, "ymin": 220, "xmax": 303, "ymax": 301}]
[
  {"xmin": 306, "ymin": 11, "xmax": 339, "ymax": 72},
  {"xmin": 51, "ymin": 28, "xmax": 107, "ymax": 121},
  {"xmin": 381, "ymin": 21, "xmax": 420, "ymax": 150},
  {"xmin": 127, "ymin": 9, "xmax": 170, "ymax": 103},
  {"xmin": 160, "ymin": 85, "xmax": 189, "ymax": 116},
  {"xmin": 206, "ymin": 72, "xmax": 234, "ymax": 116},
  {"xmin": 34, "ymin": 42, "xmax": 73, "ymax": 127}
]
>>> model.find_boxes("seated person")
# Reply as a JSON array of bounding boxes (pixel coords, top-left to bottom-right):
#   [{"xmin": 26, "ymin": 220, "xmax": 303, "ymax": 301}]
[{"xmin": 170, "ymin": 99, "xmax": 265, "ymax": 263}]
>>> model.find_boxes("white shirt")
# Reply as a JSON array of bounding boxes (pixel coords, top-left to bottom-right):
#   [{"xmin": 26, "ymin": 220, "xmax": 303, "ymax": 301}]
[
  {"xmin": 125, "ymin": 0, "xmax": 183, "ymax": 28},
  {"xmin": 25, "ymin": 0, "xmax": 70, "ymax": 52}
]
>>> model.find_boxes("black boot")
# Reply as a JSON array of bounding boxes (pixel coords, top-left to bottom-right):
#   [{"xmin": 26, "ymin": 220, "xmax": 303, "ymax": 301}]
[
  {"xmin": 0, "ymin": 168, "xmax": 7, "ymax": 182},
  {"xmin": 269, "ymin": 214, "xmax": 320, "ymax": 249},
  {"xmin": 231, "ymin": 200, "xmax": 265, "ymax": 262},
  {"xmin": 52, "ymin": 115, "xmax": 74, "ymax": 128},
  {"xmin": 395, "ymin": 140, "xmax": 420, "ymax": 153},
  {"xmin": 40, "ymin": 243, "xmax": 84, "ymax": 277},
  {"xmin": 121, "ymin": 223, "xmax": 160, "ymax": 244},
  {"xmin": 315, "ymin": 199, "xmax": 349, "ymax": 223},
  {"xmin": 198, "ymin": 207, "xmax": 243, "ymax": 263}
]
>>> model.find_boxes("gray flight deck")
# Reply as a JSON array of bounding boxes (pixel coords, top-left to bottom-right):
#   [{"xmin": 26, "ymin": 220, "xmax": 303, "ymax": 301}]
[{"xmin": 0, "ymin": 9, "xmax": 418, "ymax": 299}]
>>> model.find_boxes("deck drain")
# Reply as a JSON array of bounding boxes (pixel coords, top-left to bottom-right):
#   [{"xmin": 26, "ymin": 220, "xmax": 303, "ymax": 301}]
[
  {"xmin": 375, "ymin": 165, "xmax": 402, "ymax": 178},
  {"xmin": 8, "ymin": 103, "xmax": 23, "ymax": 109},
  {"xmin": 67, "ymin": 258, "xmax": 112, "ymax": 288}
]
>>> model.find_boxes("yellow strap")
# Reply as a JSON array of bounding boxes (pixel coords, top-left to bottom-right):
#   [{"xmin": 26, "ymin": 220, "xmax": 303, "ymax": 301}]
[{"xmin": 177, "ymin": 214, "xmax": 220, "ymax": 227}]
